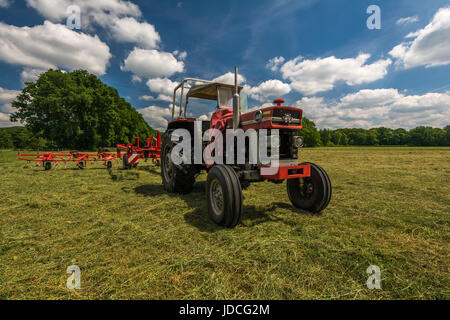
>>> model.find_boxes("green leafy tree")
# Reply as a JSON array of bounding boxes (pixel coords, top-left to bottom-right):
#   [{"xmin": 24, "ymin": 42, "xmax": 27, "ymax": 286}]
[
  {"xmin": 0, "ymin": 129, "xmax": 14, "ymax": 149},
  {"xmin": 299, "ymin": 117, "xmax": 321, "ymax": 147},
  {"xmin": 11, "ymin": 69, "xmax": 156, "ymax": 149}
]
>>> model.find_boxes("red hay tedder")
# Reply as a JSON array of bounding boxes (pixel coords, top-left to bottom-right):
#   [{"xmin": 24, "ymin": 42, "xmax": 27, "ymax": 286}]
[
  {"xmin": 17, "ymin": 150, "xmax": 119, "ymax": 170},
  {"xmin": 116, "ymin": 133, "xmax": 161, "ymax": 169}
]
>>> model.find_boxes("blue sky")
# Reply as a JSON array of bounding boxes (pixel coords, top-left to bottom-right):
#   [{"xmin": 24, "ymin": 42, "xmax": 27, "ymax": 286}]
[{"xmin": 0, "ymin": 0, "xmax": 449, "ymax": 130}]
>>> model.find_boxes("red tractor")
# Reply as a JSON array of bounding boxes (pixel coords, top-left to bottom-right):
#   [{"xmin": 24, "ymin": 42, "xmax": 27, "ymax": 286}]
[{"xmin": 160, "ymin": 67, "xmax": 331, "ymax": 228}]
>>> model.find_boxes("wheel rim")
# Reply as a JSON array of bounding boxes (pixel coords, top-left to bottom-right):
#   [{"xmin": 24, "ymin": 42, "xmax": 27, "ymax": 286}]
[
  {"xmin": 209, "ymin": 178, "xmax": 224, "ymax": 217},
  {"xmin": 300, "ymin": 178, "xmax": 315, "ymax": 199}
]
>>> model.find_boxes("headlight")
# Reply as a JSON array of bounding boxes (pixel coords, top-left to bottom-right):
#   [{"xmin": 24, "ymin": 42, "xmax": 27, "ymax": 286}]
[
  {"xmin": 293, "ymin": 136, "xmax": 304, "ymax": 148},
  {"xmin": 254, "ymin": 110, "xmax": 263, "ymax": 123}
]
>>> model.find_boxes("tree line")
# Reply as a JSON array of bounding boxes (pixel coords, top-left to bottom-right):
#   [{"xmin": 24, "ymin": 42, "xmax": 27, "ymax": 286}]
[{"xmin": 299, "ymin": 117, "xmax": 450, "ymax": 147}]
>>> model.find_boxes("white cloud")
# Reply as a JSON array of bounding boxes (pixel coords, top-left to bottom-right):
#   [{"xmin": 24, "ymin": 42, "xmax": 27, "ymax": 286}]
[
  {"xmin": 300, "ymin": 88, "xmax": 450, "ymax": 129},
  {"xmin": 146, "ymin": 77, "xmax": 178, "ymax": 96},
  {"xmin": 266, "ymin": 56, "xmax": 285, "ymax": 71},
  {"xmin": 0, "ymin": 87, "xmax": 20, "ymax": 127},
  {"xmin": 279, "ymin": 54, "xmax": 391, "ymax": 95},
  {"xmin": 0, "ymin": 21, "xmax": 111, "ymax": 75},
  {"xmin": 0, "ymin": 0, "xmax": 11, "ymax": 8},
  {"xmin": 294, "ymin": 96, "xmax": 324, "ymax": 109},
  {"xmin": 396, "ymin": 16, "xmax": 419, "ymax": 25},
  {"xmin": 21, "ymin": 68, "xmax": 46, "ymax": 82},
  {"xmin": 337, "ymin": 88, "xmax": 402, "ymax": 108},
  {"xmin": 0, "ymin": 87, "xmax": 20, "ymax": 105},
  {"xmin": 138, "ymin": 105, "xmax": 176, "ymax": 131},
  {"xmin": 121, "ymin": 48, "xmax": 184, "ymax": 78},
  {"xmin": 212, "ymin": 72, "xmax": 246, "ymax": 85},
  {"xmin": 173, "ymin": 50, "xmax": 187, "ymax": 60},
  {"xmin": 131, "ymin": 75, "xmax": 142, "ymax": 83},
  {"xmin": 110, "ymin": 17, "xmax": 160, "ymax": 49},
  {"xmin": 26, "ymin": 0, "xmax": 141, "ymax": 29},
  {"xmin": 390, "ymin": 7, "xmax": 450, "ymax": 69},
  {"xmin": 246, "ymin": 79, "xmax": 291, "ymax": 102}
]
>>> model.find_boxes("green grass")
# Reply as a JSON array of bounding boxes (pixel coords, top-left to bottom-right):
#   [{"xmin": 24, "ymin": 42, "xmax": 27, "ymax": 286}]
[{"xmin": 0, "ymin": 147, "xmax": 449, "ymax": 299}]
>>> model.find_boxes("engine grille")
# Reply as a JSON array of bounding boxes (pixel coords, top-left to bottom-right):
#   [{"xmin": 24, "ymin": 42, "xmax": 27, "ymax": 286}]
[{"xmin": 272, "ymin": 109, "xmax": 300, "ymax": 125}]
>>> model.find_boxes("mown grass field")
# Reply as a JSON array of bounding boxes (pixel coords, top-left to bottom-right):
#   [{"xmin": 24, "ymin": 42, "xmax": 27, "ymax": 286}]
[{"xmin": 0, "ymin": 147, "xmax": 449, "ymax": 299}]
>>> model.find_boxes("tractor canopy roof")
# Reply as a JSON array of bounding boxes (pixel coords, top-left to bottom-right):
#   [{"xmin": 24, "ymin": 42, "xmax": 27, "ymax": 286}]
[{"xmin": 186, "ymin": 82, "xmax": 244, "ymax": 101}]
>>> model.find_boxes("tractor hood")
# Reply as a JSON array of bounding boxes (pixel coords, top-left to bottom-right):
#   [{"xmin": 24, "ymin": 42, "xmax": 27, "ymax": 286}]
[{"xmin": 239, "ymin": 99, "xmax": 303, "ymax": 130}]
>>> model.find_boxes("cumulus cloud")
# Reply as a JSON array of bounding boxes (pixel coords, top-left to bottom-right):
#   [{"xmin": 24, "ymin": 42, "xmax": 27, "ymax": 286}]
[
  {"xmin": 279, "ymin": 53, "xmax": 391, "ymax": 95},
  {"xmin": 26, "ymin": 0, "xmax": 141, "ymax": 28},
  {"xmin": 173, "ymin": 50, "xmax": 187, "ymax": 60},
  {"xmin": 110, "ymin": 17, "xmax": 160, "ymax": 49},
  {"xmin": 294, "ymin": 96, "xmax": 324, "ymax": 109},
  {"xmin": 0, "ymin": 21, "xmax": 111, "ymax": 75},
  {"xmin": 396, "ymin": 16, "xmax": 419, "ymax": 25},
  {"xmin": 266, "ymin": 56, "xmax": 285, "ymax": 71},
  {"xmin": 390, "ymin": 7, "xmax": 450, "ymax": 69},
  {"xmin": 0, "ymin": 0, "xmax": 11, "ymax": 8},
  {"xmin": 300, "ymin": 89, "xmax": 450, "ymax": 129},
  {"xmin": 0, "ymin": 87, "xmax": 20, "ymax": 127},
  {"xmin": 27, "ymin": 0, "xmax": 163, "ymax": 50},
  {"xmin": 246, "ymin": 79, "xmax": 291, "ymax": 102},
  {"xmin": 121, "ymin": 48, "xmax": 184, "ymax": 78},
  {"xmin": 212, "ymin": 72, "xmax": 246, "ymax": 85},
  {"xmin": 21, "ymin": 68, "xmax": 46, "ymax": 82},
  {"xmin": 138, "ymin": 105, "xmax": 175, "ymax": 131}
]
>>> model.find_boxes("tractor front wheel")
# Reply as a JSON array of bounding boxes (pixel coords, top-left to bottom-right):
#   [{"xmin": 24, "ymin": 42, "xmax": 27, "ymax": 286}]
[
  {"xmin": 161, "ymin": 130, "xmax": 195, "ymax": 194},
  {"xmin": 206, "ymin": 165, "xmax": 243, "ymax": 228},
  {"xmin": 287, "ymin": 162, "xmax": 332, "ymax": 213}
]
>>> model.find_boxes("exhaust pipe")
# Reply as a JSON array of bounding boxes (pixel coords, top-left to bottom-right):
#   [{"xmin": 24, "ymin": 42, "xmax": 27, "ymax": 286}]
[{"xmin": 233, "ymin": 66, "xmax": 240, "ymax": 131}]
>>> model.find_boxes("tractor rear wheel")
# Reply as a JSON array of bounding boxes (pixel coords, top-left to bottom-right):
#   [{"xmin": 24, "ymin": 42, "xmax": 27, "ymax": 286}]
[
  {"xmin": 287, "ymin": 162, "xmax": 332, "ymax": 213},
  {"xmin": 206, "ymin": 165, "xmax": 243, "ymax": 228},
  {"xmin": 161, "ymin": 130, "xmax": 195, "ymax": 194}
]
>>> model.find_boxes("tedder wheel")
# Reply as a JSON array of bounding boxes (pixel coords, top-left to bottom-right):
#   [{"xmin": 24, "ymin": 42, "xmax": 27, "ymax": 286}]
[
  {"xmin": 160, "ymin": 129, "xmax": 195, "ymax": 194},
  {"xmin": 77, "ymin": 162, "xmax": 84, "ymax": 170},
  {"xmin": 106, "ymin": 161, "xmax": 112, "ymax": 169},
  {"xmin": 206, "ymin": 165, "xmax": 243, "ymax": 228},
  {"xmin": 287, "ymin": 162, "xmax": 332, "ymax": 213},
  {"xmin": 122, "ymin": 154, "xmax": 128, "ymax": 170},
  {"xmin": 155, "ymin": 159, "xmax": 160, "ymax": 167},
  {"xmin": 44, "ymin": 161, "xmax": 52, "ymax": 171}
]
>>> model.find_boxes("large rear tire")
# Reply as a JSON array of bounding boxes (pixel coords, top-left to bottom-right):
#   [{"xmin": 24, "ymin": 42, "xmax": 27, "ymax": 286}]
[
  {"xmin": 287, "ymin": 162, "xmax": 332, "ymax": 213},
  {"xmin": 161, "ymin": 130, "xmax": 195, "ymax": 194},
  {"xmin": 206, "ymin": 165, "xmax": 243, "ymax": 228}
]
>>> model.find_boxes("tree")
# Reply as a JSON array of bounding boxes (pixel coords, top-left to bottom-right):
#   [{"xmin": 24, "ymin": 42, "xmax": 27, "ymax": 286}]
[
  {"xmin": 299, "ymin": 117, "xmax": 321, "ymax": 147},
  {"xmin": 11, "ymin": 69, "xmax": 156, "ymax": 149},
  {"xmin": 0, "ymin": 130, "xmax": 14, "ymax": 149}
]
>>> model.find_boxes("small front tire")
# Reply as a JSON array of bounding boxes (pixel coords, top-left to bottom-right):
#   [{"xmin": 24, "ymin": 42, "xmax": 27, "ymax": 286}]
[
  {"xmin": 206, "ymin": 165, "xmax": 243, "ymax": 228},
  {"xmin": 287, "ymin": 162, "xmax": 332, "ymax": 213}
]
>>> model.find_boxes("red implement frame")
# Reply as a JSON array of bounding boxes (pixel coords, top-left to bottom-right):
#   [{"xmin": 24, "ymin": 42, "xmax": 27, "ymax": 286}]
[
  {"xmin": 116, "ymin": 133, "xmax": 161, "ymax": 168},
  {"xmin": 18, "ymin": 150, "xmax": 119, "ymax": 170}
]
